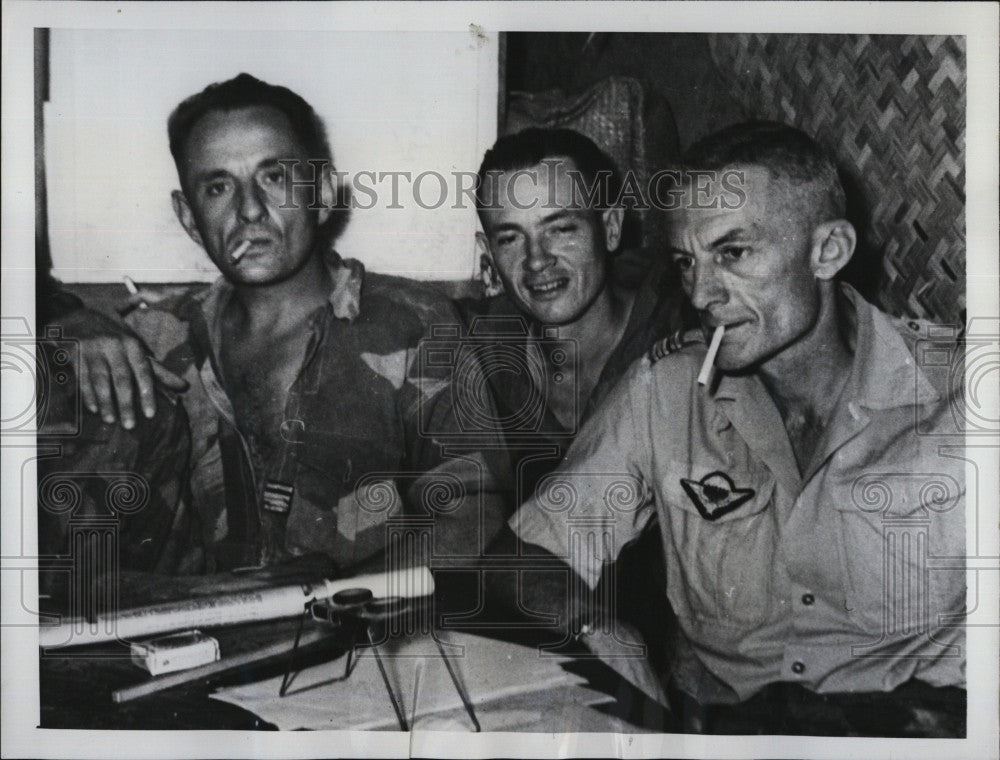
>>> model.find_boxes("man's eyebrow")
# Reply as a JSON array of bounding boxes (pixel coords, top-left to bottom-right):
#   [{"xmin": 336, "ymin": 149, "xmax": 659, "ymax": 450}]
[
  {"xmin": 666, "ymin": 246, "xmax": 691, "ymax": 257},
  {"xmin": 538, "ymin": 209, "xmax": 580, "ymax": 225},
  {"xmin": 191, "ymin": 169, "xmax": 230, "ymax": 185},
  {"xmin": 487, "ymin": 221, "xmax": 522, "ymax": 234},
  {"xmin": 707, "ymin": 228, "xmax": 754, "ymax": 249}
]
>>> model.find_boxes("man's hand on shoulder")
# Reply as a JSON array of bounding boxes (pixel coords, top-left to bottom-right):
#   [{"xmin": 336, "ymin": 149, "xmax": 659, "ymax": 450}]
[{"xmin": 59, "ymin": 306, "xmax": 188, "ymax": 429}]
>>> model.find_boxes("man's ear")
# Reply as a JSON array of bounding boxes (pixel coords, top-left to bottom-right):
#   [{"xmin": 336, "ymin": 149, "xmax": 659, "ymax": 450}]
[
  {"xmin": 171, "ymin": 190, "xmax": 204, "ymax": 248},
  {"xmin": 475, "ymin": 230, "xmax": 492, "ymax": 258},
  {"xmin": 317, "ymin": 164, "xmax": 338, "ymax": 226},
  {"xmin": 601, "ymin": 206, "xmax": 624, "ymax": 253},
  {"xmin": 810, "ymin": 219, "xmax": 856, "ymax": 280},
  {"xmin": 475, "ymin": 231, "xmax": 504, "ymax": 297}
]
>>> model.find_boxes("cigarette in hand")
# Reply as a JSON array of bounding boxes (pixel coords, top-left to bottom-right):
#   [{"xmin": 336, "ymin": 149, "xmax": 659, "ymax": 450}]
[
  {"xmin": 122, "ymin": 276, "xmax": 148, "ymax": 311},
  {"xmin": 697, "ymin": 324, "xmax": 725, "ymax": 386},
  {"xmin": 230, "ymin": 240, "xmax": 251, "ymax": 264}
]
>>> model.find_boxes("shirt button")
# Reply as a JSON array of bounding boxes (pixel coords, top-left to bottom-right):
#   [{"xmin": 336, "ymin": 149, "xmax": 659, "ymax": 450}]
[
  {"xmin": 280, "ymin": 419, "xmax": 305, "ymax": 442},
  {"xmin": 792, "ymin": 661, "xmax": 806, "ymax": 675},
  {"xmin": 801, "ymin": 593, "xmax": 815, "ymax": 606}
]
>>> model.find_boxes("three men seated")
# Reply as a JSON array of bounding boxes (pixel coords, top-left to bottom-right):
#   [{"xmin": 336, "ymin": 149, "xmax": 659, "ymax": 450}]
[{"xmin": 40, "ymin": 74, "xmax": 966, "ymax": 736}]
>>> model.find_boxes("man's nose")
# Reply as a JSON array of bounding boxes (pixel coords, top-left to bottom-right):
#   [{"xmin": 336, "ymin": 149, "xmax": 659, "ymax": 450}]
[
  {"xmin": 236, "ymin": 181, "xmax": 268, "ymax": 223},
  {"xmin": 523, "ymin": 236, "xmax": 554, "ymax": 272},
  {"xmin": 687, "ymin": 259, "xmax": 728, "ymax": 312}
]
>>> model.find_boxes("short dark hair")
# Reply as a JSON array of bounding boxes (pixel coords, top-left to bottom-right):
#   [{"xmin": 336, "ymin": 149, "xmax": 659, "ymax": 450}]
[
  {"xmin": 681, "ymin": 121, "xmax": 846, "ymax": 221},
  {"xmin": 475, "ymin": 127, "xmax": 623, "ymax": 211},
  {"xmin": 167, "ymin": 73, "xmax": 332, "ymax": 170}
]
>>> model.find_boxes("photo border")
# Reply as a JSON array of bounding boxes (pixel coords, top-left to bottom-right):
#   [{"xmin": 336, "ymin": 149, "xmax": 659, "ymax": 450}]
[{"xmin": 2, "ymin": 2, "xmax": 997, "ymax": 758}]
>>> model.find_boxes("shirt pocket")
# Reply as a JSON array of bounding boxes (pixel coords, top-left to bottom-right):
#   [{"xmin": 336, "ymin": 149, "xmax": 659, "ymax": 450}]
[
  {"xmin": 284, "ymin": 453, "xmax": 352, "ymax": 564},
  {"xmin": 832, "ymin": 471, "xmax": 965, "ymax": 635},
  {"xmin": 292, "ymin": 429, "xmax": 401, "ymax": 508},
  {"xmin": 661, "ymin": 460, "xmax": 777, "ymax": 628},
  {"xmin": 284, "ymin": 433, "xmax": 402, "ymax": 565}
]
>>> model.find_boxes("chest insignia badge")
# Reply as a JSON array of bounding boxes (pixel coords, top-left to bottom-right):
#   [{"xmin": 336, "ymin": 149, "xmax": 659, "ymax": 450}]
[
  {"xmin": 680, "ymin": 471, "xmax": 755, "ymax": 521},
  {"xmin": 263, "ymin": 479, "xmax": 295, "ymax": 514}
]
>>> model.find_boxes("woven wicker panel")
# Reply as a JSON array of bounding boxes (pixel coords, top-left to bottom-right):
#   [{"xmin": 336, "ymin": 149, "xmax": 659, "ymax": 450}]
[
  {"xmin": 709, "ymin": 34, "xmax": 966, "ymax": 325},
  {"xmin": 505, "ymin": 75, "xmax": 679, "ymax": 251},
  {"xmin": 507, "ymin": 76, "xmax": 647, "ymax": 189}
]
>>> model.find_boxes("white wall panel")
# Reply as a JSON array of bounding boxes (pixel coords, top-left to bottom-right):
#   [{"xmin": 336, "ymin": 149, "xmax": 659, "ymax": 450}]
[{"xmin": 46, "ymin": 29, "xmax": 498, "ymax": 282}]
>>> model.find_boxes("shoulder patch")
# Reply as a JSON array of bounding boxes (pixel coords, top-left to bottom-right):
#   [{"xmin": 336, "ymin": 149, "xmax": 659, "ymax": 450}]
[
  {"xmin": 647, "ymin": 328, "xmax": 705, "ymax": 365},
  {"xmin": 890, "ymin": 313, "xmax": 964, "ymax": 349}
]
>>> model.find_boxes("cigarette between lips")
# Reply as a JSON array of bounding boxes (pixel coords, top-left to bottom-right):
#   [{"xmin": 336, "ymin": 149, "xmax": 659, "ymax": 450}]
[
  {"xmin": 697, "ymin": 325, "xmax": 725, "ymax": 386},
  {"xmin": 230, "ymin": 240, "xmax": 252, "ymax": 263}
]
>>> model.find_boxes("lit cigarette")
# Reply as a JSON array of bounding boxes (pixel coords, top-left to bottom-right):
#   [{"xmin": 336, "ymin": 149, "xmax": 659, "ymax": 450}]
[
  {"xmin": 122, "ymin": 276, "xmax": 148, "ymax": 310},
  {"xmin": 230, "ymin": 240, "xmax": 252, "ymax": 263},
  {"xmin": 697, "ymin": 324, "xmax": 725, "ymax": 386}
]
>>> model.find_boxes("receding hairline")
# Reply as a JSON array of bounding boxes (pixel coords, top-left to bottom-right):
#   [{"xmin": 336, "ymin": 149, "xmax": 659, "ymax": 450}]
[
  {"xmin": 168, "ymin": 74, "xmax": 333, "ymax": 172},
  {"xmin": 183, "ymin": 103, "xmax": 304, "ymax": 150},
  {"xmin": 174, "ymin": 105, "xmax": 326, "ymax": 197},
  {"xmin": 477, "ymin": 154, "xmax": 581, "ymax": 198},
  {"xmin": 477, "ymin": 156, "xmax": 628, "ymax": 224},
  {"xmin": 688, "ymin": 159, "xmax": 844, "ymax": 226},
  {"xmin": 475, "ymin": 128, "xmax": 623, "ymax": 210},
  {"xmin": 187, "ymin": 103, "xmax": 304, "ymax": 147},
  {"xmin": 681, "ymin": 132, "xmax": 845, "ymax": 222}
]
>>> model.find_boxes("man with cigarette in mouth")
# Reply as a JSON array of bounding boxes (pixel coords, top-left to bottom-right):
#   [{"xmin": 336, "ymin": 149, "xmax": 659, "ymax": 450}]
[
  {"xmin": 66, "ymin": 73, "xmax": 511, "ymax": 582},
  {"xmin": 502, "ymin": 121, "xmax": 966, "ymax": 735}
]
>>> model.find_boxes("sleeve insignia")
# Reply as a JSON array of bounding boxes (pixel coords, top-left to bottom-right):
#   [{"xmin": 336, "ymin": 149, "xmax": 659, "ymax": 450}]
[{"xmin": 647, "ymin": 328, "xmax": 705, "ymax": 365}]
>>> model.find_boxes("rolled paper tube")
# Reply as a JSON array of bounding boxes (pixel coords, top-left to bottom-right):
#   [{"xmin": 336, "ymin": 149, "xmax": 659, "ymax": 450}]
[
  {"xmin": 121, "ymin": 276, "xmax": 148, "ymax": 310},
  {"xmin": 229, "ymin": 239, "xmax": 252, "ymax": 263},
  {"xmin": 697, "ymin": 325, "xmax": 725, "ymax": 386},
  {"xmin": 38, "ymin": 566, "xmax": 433, "ymax": 650}
]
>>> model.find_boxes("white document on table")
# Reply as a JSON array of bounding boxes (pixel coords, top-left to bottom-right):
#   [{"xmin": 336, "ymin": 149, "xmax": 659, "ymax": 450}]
[{"xmin": 211, "ymin": 632, "xmax": 616, "ymax": 731}]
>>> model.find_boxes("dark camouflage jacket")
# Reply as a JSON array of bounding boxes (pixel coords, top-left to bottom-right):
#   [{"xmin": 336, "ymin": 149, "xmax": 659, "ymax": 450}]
[{"xmin": 129, "ymin": 255, "xmax": 513, "ymax": 574}]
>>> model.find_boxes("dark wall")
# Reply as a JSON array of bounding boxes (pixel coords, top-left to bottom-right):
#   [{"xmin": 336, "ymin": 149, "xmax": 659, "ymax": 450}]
[{"xmin": 504, "ymin": 33, "xmax": 744, "ymax": 150}]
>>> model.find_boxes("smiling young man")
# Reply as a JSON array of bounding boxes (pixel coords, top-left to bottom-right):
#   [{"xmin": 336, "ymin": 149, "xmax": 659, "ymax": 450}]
[
  {"xmin": 68, "ymin": 74, "xmax": 512, "ymax": 580},
  {"xmin": 505, "ymin": 122, "xmax": 967, "ymax": 736},
  {"xmin": 467, "ymin": 128, "xmax": 693, "ymax": 496}
]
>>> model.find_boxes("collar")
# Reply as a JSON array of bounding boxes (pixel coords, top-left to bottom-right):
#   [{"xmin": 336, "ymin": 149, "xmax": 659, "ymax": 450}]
[
  {"xmin": 191, "ymin": 251, "xmax": 366, "ymax": 428},
  {"xmin": 199, "ymin": 250, "xmax": 366, "ymax": 340},
  {"xmin": 713, "ymin": 284, "xmax": 939, "ymax": 410}
]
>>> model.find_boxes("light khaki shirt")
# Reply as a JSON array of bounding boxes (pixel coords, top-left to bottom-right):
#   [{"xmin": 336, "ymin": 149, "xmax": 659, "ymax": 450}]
[{"xmin": 511, "ymin": 285, "xmax": 966, "ymax": 703}]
